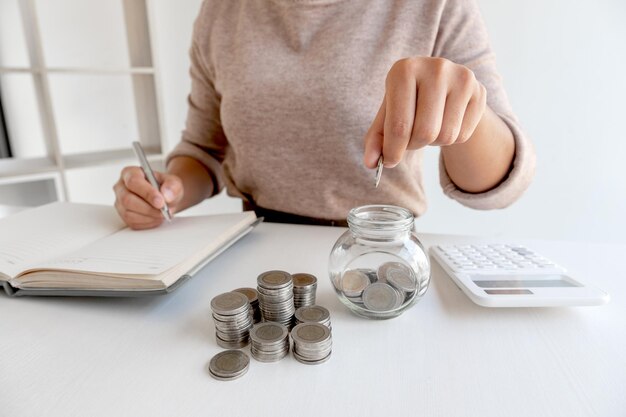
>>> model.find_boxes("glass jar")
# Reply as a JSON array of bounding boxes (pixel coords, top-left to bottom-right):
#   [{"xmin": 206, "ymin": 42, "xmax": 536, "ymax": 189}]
[{"xmin": 328, "ymin": 205, "xmax": 430, "ymax": 319}]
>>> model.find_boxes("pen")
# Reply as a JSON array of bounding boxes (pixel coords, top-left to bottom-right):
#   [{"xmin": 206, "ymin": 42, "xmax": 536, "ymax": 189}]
[{"xmin": 131, "ymin": 141, "xmax": 172, "ymax": 222}]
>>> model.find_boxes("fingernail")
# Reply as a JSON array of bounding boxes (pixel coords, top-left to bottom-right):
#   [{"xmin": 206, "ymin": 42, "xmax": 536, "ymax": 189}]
[
  {"xmin": 163, "ymin": 188, "xmax": 174, "ymax": 203},
  {"xmin": 153, "ymin": 196, "xmax": 163, "ymax": 207}
]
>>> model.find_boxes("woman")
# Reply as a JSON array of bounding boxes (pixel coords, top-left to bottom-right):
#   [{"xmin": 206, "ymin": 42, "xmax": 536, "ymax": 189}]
[{"xmin": 114, "ymin": 0, "xmax": 535, "ymax": 229}]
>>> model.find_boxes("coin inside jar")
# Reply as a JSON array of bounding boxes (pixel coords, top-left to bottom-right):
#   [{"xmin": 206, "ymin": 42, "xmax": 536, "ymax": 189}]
[
  {"xmin": 358, "ymin": 268, "xmax": 379, "ymax": 284},
  {"xmin": 362, "ymin": 282, "xmax": 404, "ymax": 311},
  {"xmin": 378, "ymin": 262, "xmax": 417, "ymax": 294},
  {"xmin": 341, "ymin": 269, "xmax": 371, "ymax": 298}
]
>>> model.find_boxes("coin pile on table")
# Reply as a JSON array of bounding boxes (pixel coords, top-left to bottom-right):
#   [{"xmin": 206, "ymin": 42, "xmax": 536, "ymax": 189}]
[
  {"xmin": 208, "ymin": 270, "xmax": 331, "ymax": 381},
  {"xmin": 208, "ymin": 350, "xmax": 250, "ymax": 381},
  {"xmin": 249, "ymin": 322, "xmax": 290, "ymax": 362},
  {"xmin": 233, "ymin": 287, "xmax": 262, "ymax": 324},
  {"xmin": 292, "ymin": 273, "xmax": 317, "ymax": 309},
  {"xmin": 257, "ymin": 270, "xmax": 296, "ymax": 328},
  {"xmin": 341, "ymin": 261, "xmax": 418, "ymax": 311},
  {"xmin": 210, "ymin": 292, "xmax": 253, "ymax": 348},
  {"xmin": 295, "ymin": 305, "xmax": 332, "ymax": 330},
  {"xmin": 291, "ymin": 322, "xmax": 333, "ymax": 365}
]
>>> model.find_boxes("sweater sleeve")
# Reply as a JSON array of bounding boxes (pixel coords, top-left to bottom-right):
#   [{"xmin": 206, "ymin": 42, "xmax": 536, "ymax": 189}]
[
  {"xmin": 432, "ymin": 0, "xmax": 536, "ymax": 209},
  {"xmin": 165, "ymin": 5, "xmax": 226, "ymax": 197}
]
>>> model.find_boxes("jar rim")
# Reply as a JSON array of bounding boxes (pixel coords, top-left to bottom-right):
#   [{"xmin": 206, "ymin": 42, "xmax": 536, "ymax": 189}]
[{"xmin": 347, "ymin": 205, "xmax": 414, "ymax": 233}]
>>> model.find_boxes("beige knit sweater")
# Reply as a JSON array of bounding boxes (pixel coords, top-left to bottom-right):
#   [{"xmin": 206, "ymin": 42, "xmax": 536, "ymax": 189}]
[{"xmin": 166, "ymin": 0, "xmax": 535, "ymax": 220}]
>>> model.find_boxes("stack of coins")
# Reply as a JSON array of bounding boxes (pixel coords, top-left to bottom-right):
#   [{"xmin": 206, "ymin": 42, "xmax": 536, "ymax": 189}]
[
  {"xmin": 208, "ymin": 350, "xmax": 250, "ymax": 381},
  {"xmin": 341, "ymin": 269, "xmax": 371, "ymax": 304},
  {"xmin": 292, "ymin": 273, "xmax": 318, "ymax": 309},
  {"xmin": 295, "ymin": 305, "xmax": 332, "ymax": 330},
  {"xmin": 378, "ymin": 262, "xmax": 417, "ymax": 298},
  {"xmin": 291, "ymin": 323, "xmax": 332, "ymax": 365},
  {"xmin": 210, "ymin": 292, "xmax": 253, "ymax": 348},
  {"xmin": 257, "ymin": 270, "xmax": 295, "ymax": 328},
  {"xmin": 249, "ymin": 322, "xmax": 290, "ymax": 362},
  {"xmin": 233, "ymin": 287, "xmax": 262, "ymax": 324}
]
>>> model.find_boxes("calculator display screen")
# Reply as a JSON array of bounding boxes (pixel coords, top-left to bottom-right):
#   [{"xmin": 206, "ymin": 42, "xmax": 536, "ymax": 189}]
[{"xmin": 471, "ymin": 275, "xmax": 580, "ymax": 288}]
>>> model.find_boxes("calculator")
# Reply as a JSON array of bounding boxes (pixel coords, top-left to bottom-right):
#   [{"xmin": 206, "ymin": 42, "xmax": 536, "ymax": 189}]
[{"xmin": 429, "ymin": 244, "xmax": 609, "ymax": 307}]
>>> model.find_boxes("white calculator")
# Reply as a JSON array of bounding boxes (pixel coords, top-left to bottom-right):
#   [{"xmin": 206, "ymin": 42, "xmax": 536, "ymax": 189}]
[{"xmin": 430, "ymin": 244, "xmax": 609, "ymax": 307}]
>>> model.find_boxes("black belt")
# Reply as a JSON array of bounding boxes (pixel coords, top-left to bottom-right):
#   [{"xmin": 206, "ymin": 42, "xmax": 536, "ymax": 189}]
[{"xmin": 243, "ymin": 202, "xmax": 348, "ymax": 227}]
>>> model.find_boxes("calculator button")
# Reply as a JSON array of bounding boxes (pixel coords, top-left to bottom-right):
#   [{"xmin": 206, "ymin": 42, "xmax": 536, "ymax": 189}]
[
  {"xmin": 451, "ymin": 256, "xmax": 469, "ymax": 262},
  {"xmin": 459, "ymin": 266, "xmax": 478, "ymax": 271}
]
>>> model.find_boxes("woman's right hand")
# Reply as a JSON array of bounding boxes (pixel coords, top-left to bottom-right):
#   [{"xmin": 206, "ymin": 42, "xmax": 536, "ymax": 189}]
[{"xmin": 113, "ymin": 166, "xmax": 184, "ymax": 230}]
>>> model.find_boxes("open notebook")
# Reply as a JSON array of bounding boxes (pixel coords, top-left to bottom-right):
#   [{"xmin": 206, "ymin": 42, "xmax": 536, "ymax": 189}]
[{"xmin": 0, "ymin": 202, "xmax": 259, "ymax": 297}]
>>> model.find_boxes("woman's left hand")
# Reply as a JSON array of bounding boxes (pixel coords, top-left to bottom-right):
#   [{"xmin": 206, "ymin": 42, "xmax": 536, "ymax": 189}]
[{"xmin": 364, "ymin": 57, "xmax": 487, "ymax": 168}]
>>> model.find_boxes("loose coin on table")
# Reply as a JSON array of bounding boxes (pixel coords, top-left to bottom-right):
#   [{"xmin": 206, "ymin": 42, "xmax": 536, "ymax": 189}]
[
  {"xmin": 362, "ymin": 282, "xmax": 404, "ymax": 312},
  {"xmin": 378, "ymin": 262, "xmax": 417, "ymax": 296},
  {"xmin": 209, "ymin": 350, "xmax": 250, "ymax": 381}
]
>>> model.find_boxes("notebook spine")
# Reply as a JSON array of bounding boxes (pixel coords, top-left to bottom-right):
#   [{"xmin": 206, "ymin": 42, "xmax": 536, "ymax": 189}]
[{"xmin": 1, "ymin": 281, "xmax": 17, "ymax": 297}]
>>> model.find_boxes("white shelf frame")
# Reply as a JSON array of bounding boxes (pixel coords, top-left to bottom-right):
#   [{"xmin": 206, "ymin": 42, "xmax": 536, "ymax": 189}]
[
  {"xmin": 0, "ymin": 67, "xmax": 156, "ymax": 74},
  {"xmin": 0, "ymin": 0, "xmax": 167, "ymax": 205}
]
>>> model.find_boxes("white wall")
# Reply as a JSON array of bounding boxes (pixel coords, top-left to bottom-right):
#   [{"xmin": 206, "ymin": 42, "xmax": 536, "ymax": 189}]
[
  {"xmin": 418, "ymin": 0, "xmax": 626, "ymax": 244},
  {"xmin": 2, "ymin": 0, "xmax": 625, "ymax": 243}
]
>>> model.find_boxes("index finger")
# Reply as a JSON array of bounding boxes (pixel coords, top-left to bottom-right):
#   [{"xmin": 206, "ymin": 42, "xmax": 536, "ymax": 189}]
[
  {"xmin": 121, "ymin": 166, "xmax": 164, "ymax": 209},
  {"xmin": 363, "ymin": 96, "xmax": 386, "ymax": 169},
  {"xmin": 382, "ymin": 64, "xmax": 417, "ymax": 168}
]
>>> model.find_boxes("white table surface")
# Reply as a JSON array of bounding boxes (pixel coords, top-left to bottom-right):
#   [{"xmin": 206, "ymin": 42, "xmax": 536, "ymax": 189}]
[
  {"xmin": 1, "ymin": 222, "xmax": 624, "ymax": 417},
  {"xmin": 0, "ymin": 204, "xmax": 26, "ymax": 219}
]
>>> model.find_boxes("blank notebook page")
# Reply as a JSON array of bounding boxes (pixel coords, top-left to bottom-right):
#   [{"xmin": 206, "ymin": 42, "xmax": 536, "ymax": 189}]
[
  {"xmin": 0, "ymin": 202, "xmax": 124, "ymax": 278},
  {"xmin": 23, "ymin": 212, "xmax": 256, "ymax": 276}
]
